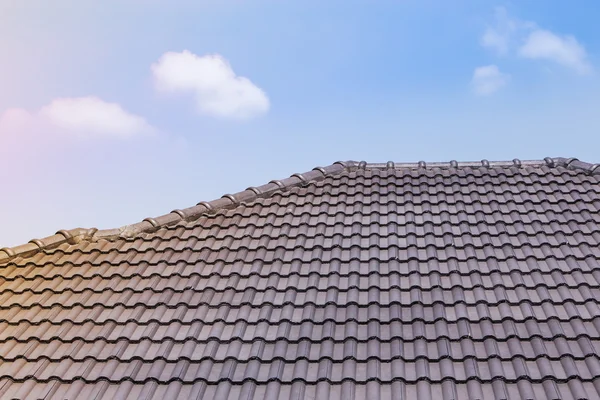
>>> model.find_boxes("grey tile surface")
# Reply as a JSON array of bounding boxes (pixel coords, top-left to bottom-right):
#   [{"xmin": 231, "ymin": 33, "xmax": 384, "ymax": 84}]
[{"xmin": 2, "ymin": 160, "xmax": 600, "ymax": 399}]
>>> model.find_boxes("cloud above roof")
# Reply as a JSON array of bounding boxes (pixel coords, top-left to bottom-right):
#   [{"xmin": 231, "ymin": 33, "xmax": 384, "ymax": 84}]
[
  {"xmin": 480, "ymin": 7, "xmax": 524, "ymax": 56},
  {"xmin": 40, "ymin": 97, "xmax": 155, "ymax": 137},
  {"xmin": 0, "ymin": 97, "xmax": 154, "ymax": 139},
  {"xmin": 519, "ymin": 30, "xmax": 591, "ymax": 75},
  {"xmin": 471, "ymin": 65, "xmax": 510, "ymax": 96},
  {"xmin": 151, "ymin": 50, "xmax": 270, "ymax": 120},
  {"xmin": 479, "ymin": 7, "xmax": 592, "ymax": 75}
]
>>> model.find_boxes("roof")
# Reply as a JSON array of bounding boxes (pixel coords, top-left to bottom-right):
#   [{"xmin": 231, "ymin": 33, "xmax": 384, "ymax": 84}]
[{"xmin": 1, "ymin": 156, "xmax": 600, "ymax": 399}]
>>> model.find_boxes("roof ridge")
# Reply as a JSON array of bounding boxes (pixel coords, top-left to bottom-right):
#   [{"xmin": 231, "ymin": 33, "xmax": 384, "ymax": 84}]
[
  {"xmin": 0, "ymin": 161, "xmax": 355, "ymax": 263},
  {"xmin": 361, "ymin": 157, "xmax": 596, "ymax": 170},
  {"xmin": 1, "ymin": 156, "xmax": 596, "ymax": 263},
  {"xmin": 364, "ymin": 159, "xmax": 544, "ymax": 169}
]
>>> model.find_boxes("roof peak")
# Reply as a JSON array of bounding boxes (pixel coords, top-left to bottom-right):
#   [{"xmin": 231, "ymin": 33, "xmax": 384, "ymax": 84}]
[{"xmin": 1, "ymin": 156, "xmax": 596, "ymax": 263}]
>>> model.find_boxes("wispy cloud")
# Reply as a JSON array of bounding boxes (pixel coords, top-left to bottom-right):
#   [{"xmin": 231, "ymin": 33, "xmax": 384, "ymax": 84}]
[
  {"xmin": 479, "ymin": 7, "xmax": 592, "ymax": 74},
  {"xmin": 480, "ymin": 7, "xmax": 523, "ymax": 56},
  {"xmin": 40, "ymin": 97, "xmax": 155, "ymax": 137},
  {"xmin": 1, "ymin": 97, "xmax": 154, "ymax": 139},
  {"xmin": 519, "ymin": 30, "xmax": 591, "ymax": 75},
  {"xmin": 151, "ymin": 50, "xmax": 270, "ymax": 120},
  {"xmin": 471, "ymin": 65, "xmax": 510, "ymax": 96}
]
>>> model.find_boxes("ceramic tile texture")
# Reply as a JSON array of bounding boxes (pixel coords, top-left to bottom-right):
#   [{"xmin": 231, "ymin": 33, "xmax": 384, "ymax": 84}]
[{"xmin": 2, "ymin": 158, "xmax": 600, "ymax": 399}]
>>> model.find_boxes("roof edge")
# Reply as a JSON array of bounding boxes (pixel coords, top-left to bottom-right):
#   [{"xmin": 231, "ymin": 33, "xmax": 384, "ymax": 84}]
[
  {"xmin": 0, "ymin": 228, "xmax": 98, "ymax": 264},
  {"xmin": 2, "ymin": 156, "xmax": 598, "ymax": 264}
]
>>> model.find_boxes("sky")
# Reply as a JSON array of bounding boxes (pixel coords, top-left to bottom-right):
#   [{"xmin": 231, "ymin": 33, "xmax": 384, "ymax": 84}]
[{"xmin": 1, "ymin": 0, "xmax": 600, "ymax": 247}]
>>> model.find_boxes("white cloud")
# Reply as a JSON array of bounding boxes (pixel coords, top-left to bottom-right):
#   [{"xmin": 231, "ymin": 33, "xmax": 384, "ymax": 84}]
[
  {"xmin": 151, "ymin": 50, "xmax": 270, "ymax": 120},
  {"xmin": 481, "ymin": 29, "xmax": 509, "ymax": 56},
  {"xmin": 0, "ymin": 97, "xmax": 154, "ymax": 139},
  {"xmin": 519, "ymin": 29, "xmax": 592, "ymax": 74},
  {"xmin": 40, "ymin": 97, "xmax": 154, "ymax": 137},
  {"xmin": 480, "ymin": 8, "xmax": 592, "ymax": 74},
  {"xmin": 471, "ymin": 65, "xmax": 510, "ymax": 95},
  {"xmin": 480, "ymin": 7, "xmax": 521, "ymax": 55}
]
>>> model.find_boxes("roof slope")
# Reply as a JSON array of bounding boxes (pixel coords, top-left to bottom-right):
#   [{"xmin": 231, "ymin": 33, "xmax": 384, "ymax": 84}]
[{"xmin": 1, "ymin": 157, "xmax": 600, "ymax": 399}]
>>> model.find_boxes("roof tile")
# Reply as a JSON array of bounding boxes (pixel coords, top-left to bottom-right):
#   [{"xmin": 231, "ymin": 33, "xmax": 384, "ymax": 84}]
[{"xmin": 3, "ymin": 158, "xmax": 600, "ymax": 398}]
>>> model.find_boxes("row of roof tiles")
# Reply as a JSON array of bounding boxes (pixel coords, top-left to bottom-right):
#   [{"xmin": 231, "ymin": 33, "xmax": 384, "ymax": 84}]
[
  {"xmin": 3, "ymin": 261, "xmax": 599, "ymax": 293},
  {"xmin": 1, "ymin": 335, "xmax": 599, "ymax": 362},
  {"xmin": 2, "ymin": 357, "xmax": 600, "ymax": 383},
  {"xmin": 1, "ymin": 301, "xmax": 599, "ymax": 326},
  {"xmin": 2, "ymin": 270, "xmax": 599, "ymax": 296},
  {"xmin": 3, "ymin": 378, "xmax": 597, "ymax": 400},
  {"xmin": 1, "ymin": 284, "xmax": 599, "ymax": 309},
  {"xmin": 4, "ymin": 316, "xmax": 600, "ymax": 343}
]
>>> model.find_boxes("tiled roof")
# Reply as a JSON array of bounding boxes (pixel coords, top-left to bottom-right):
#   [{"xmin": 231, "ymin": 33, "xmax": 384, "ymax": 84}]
[{"xmin": 1, "ymin": 156, "xmax": 600, "ymax": 399}]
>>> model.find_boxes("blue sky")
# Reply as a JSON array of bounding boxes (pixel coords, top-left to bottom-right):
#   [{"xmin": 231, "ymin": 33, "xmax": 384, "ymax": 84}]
[{"xmin": 1, "ymin": 0, "xmax": 600, "ymax": 246}]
